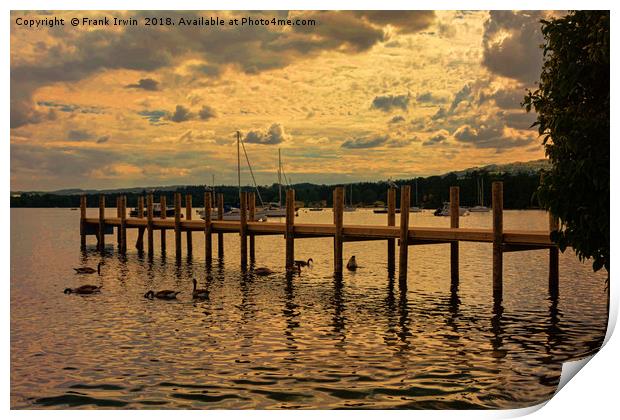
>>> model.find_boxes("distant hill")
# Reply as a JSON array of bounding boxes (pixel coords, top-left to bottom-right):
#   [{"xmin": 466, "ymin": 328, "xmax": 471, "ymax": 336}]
[{"xmin": 448, "ymin": 159, "xmax": 550, "ymax": 178}]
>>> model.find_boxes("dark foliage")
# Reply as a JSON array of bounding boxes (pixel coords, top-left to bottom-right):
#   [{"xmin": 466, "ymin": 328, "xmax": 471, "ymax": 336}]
[{"xmin": 523, "ymin": 11, "xmax": 609, "ymax": 272}]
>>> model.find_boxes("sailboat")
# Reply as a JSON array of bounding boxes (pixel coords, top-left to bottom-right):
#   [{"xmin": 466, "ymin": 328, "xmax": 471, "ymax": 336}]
[
  {"xmin": 265, "ymin": 149, "xmax": 287, "ymax": 217},
  {"xmin": 410, "ymin": 178, "xmax": 422, "ymax": 212},
  {"xmin": 344, "ymin": 185, "xmax": 356, "ymax": 212},
  {"xmin": 198, "ymin": 132, "xmax": 268, "ymax": 221},
  {"xmin": 469, "ymin": 177, "xmax": 490, "ymax": 212}
]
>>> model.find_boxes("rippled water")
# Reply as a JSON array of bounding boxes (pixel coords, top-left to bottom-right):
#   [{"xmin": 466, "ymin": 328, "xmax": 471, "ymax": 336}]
[{"xmin": 11, "ymin": 208, "xmax": 607, "ymax": 409}]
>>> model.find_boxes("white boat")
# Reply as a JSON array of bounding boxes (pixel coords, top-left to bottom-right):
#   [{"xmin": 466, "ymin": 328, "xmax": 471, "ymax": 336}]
[
  {"xmin": 344, "ymin": 185, "xmax": 357, "ymax": 212},
  {"xmin": 410, "ymin": 206, "xmax": 422, "ymax": 213},
  {"xmin": 469, "ymin": 177, "xmax": 490, "ymax": 212},
  {"xmin": 434, "ymin": 202, "xmax": 468, "ymax": 217},
  {"xmin": 198, "ymin": 207, "xmax": 268, "ymax": 221}
]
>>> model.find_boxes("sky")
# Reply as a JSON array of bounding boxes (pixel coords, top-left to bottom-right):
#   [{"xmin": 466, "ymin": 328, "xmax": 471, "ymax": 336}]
[{"xmin": 10, "ymin": 10, "xmax": 557, "ymax": 191}]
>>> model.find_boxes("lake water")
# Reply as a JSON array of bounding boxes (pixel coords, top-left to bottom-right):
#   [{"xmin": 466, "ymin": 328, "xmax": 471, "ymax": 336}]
[{"xmin": 10, "ymin": 208, "xmax": 608, "ymax": 409}]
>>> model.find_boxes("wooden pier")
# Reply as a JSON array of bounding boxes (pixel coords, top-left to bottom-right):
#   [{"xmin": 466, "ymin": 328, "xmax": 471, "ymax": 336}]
[{"xmin": 79, "ymin": 182, "xmax": 560, "ymax": 300}]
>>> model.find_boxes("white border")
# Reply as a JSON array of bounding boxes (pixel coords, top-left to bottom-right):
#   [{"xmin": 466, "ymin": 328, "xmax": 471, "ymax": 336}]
[{"xmin": 3, "ymin": 2, "xmax": 617, "ymax": 419}]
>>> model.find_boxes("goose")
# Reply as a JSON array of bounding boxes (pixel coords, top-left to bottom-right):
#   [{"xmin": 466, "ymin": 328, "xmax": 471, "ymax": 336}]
[
  {"xmin": 254, "ymin": 267, "xmax": 274, "ymax": 276},
  {"xmin": 192, "ymin": 279, "xmax": 209, "ymax": 299},
  {"xmin": 64, "ymin": 285, "xmax": 102, "ymax": 295},
  {"xmin": 144, "ymin": 290, "xmax": 181, "ymax": 300},
  {"xmin": 346, "ymin": 255, "xmax": 358, "ymax": 271},
  {"xmin": 73, "ymin": 262, "xmax": 104, "ymax": 275},
  {"xmin": 294, "ymin": 258, "xmax": 313, "ymax": 267}
]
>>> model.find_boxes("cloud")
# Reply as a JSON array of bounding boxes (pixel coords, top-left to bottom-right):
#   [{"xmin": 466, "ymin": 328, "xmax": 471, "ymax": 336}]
[
  {"xmin": 341, "ymin": 135, "xmax": 389, "ymax": 149},
  {"xmin": 449, "ymin": 84, "xmax": 472, "ymax": 113},
  {"xmin": 244, "ymin": 123, "xmax": 289, "ymax": 145},
  {"xmin": 125, "ymin": 78, "xmax": 159, "ymax": 91},
  {"xmin": 67, "ymin": 129, "xmax": 94, "ymax": 141},
  {"xmin": 416, "ymin": 92, "xmax": 449, "ymax": 104},
  {"xmin": 96, "ymin": 135, "xmax": 110, "ymax": 144},
  {"xmin": 353, "ymin": 11, "xmax": 436, "ymax": 33},
  {"xmin": 168, "ymin": 105, "xmax": 192, "ymax": 123},
  {"xmin": 423, "ymin": 130, "xmax": 450, "ymax": 146},
  {"xmin": 371, "ymin": 94, "xmax": 410, "ymax": 112},
  {"xmin": 500, "ymin": 111, "xmax": 537, "ymax": 130},
  {"xmin": 482, "ymin": 11, "xmax": 548, "ymax": 85},
  {"xmin": 432, "ymin": 107, "xmax": 448, "ymax": 120},
  {"xmin": 138, "ymin": 110, "xmax": 167, "ymax": 125},
  {"xmin": 453, "ymin": 122, "xmax": 534, "ymax": 150},
  {"xmin": 198, "ymin": 105, "xmax": 216, "ymax": 120}
]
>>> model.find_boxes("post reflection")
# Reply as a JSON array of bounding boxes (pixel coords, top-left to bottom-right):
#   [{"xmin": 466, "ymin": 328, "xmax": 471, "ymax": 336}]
[
  {"xmin": 331, "ymin": 273, "xmax": 346, "ymax": 347},
  {"xmin": 490, "ymin": 297, "xmax": 506, "ymax": 360}
]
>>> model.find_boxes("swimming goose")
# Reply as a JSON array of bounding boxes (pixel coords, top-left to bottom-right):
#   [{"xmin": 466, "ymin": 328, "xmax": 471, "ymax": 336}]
[
  {"xmin": 346, "ymin": 255, "xmax": 358, "ymax": 271},
  {"xmin": 192, "ymin": 279, "xmax": 209, "ymax": 299},
  {"xmin": 144, "ymin": 290, "xmax": 181, "ymax": 300},
  {"xmin": 64, "ymin": 285, "xmax": 102, "ymax": 294},
  {"xmin": 294, "ymin": 258, "xmax": 313, "ymax": 267},
  {"xmin": 254, "ymin": 267, "xmax": 274, "ymax": 276},
  {"xmin": 73, "ymin": 262, "xmax": 104, "ymax": 275}
]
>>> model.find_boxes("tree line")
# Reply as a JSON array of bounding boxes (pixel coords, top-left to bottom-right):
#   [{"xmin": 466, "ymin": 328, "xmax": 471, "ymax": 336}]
[{"xmin": 11, "ymin": 170, "xmax": 544, "ymax": 210}]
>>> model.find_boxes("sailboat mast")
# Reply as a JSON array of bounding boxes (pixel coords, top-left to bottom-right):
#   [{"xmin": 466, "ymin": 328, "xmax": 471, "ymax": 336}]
[
  {"xmin": 237, "ymin": 131, "xmax": 241, "ymax": 197},
  {"xmin": 278, "ymin": 148, "xmax": 282, "ymax": 207}
]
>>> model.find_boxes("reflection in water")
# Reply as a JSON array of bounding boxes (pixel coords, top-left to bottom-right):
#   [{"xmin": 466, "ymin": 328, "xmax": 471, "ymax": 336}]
[{"xmin": 10, "ymin": 209, "xmax": 608, "ymax": 409}]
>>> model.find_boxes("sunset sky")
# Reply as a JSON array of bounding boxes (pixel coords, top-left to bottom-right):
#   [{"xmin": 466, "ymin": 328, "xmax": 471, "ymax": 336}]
[{"xmin": 10, "ymin": 10, "xmax": 556, "ymax": 191}]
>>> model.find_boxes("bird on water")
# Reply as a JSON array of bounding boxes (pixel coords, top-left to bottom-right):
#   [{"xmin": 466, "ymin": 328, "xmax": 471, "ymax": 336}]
[
  {"xmin": 73, "ymin": 261, "xmax": 104, "ymax": 275},
  {"xmin": 294, "ymin": 258, "xmax": 313, "ymax": 267},
  {"xmin": 192, "ymin": 279, "xmax": 209, "ymax": 299},
  {"xmin": 346, "ymin": 256, "xmax": 358, "ymax": 271},
  {"xmin": 144, "ymin": 290, "xmax": 181, "ymax": 300},
  {"xmin": 254, "ymin": 267, "xmax": 274, "ymax": 276},
  {"xmin": 64, "ymin": 285, "xmax": 102, "ymax": 295}
]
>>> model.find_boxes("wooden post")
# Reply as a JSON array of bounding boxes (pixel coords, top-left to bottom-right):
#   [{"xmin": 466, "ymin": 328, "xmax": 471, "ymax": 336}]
[
  {"xmin": 248, "ymin": 192, "xmax": 256, "ymax": 261},
  {"xmin": 174, "ymin": 192, "xmax": 182, "ymax": 259},
  {"xmin": 98, "ymin": 194, "xmax": 105, "ymax": 252},
  {"xmin": 398, "ymin": 185, "xmax": 411, "ymax": 281},
  {"xmin": 217, "ymin": 193, "xmax": 224, "ymax": 258},
  {"xmin": 387, "ymin": 187, "xmax": 396, "ymax": 272},
  {"xmin": 116, "ymin": 196, "xmax": 121, "ymax": 247},
  {"xmin": 160, "ymin": 195, "xmax": 167, "ymax": 252},
  {"xmin": 285, "ymin": 189, "xmax": 295, "ymax": 269},
  {"xmin": 492, "ymin": 182, "xmax": 504, "ymax": 300},
  {"xmin": 204, "ymin": 192, "xmax": 212, "ymax": 266},
  {"xmin": 136, "ymin": 196, "xmax": 145, "ymax": 251},
  {"xmin": 185, "ymin": 194, "xmax": 193, "ymax": 255},
  {"xmin": 240, "ymin": 191, "xmax": 248, "ymax": 268},
  {"xmin": 120, "ymin": 195, "xmax": 127, "ymax": 254},
  {"xmin": 549, "ymin": 213, "xmax": 559, "ymax": 295},
  {"xmin": 333, "ymin": 187, "xmax": 344, "ymax": 273},
  {"xmin": 450, "ymin": 186, "xmax": 459, "ymax": 284},
  {"xmin": 80, "ymin": 195, "xmax": 86, "ymax": 248},
  {"xmin": 147, "ymin": 193, "xmax": 154, "ymax": 256}
]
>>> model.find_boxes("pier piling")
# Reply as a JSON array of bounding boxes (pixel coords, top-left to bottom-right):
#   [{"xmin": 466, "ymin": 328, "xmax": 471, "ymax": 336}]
[
  {"xmin": 217, "ymin": 193, "xmax": 224, "ymax": 258},
  {"xmin": 450, "ymin": 186, "xmax": 460, "ymax": 284},
  {"xmin": 185, "ymin": 194, "xmax": 193, "ymax": 256},
  {"xmin": 80, "ymin": 195, "xmax": 86, "ymax": 248},
  {"xmin": 387, "ymin": 187, "xmax": 396, "ymax": 272},
  {"xmin": 204, "ymin": 192, "xmax": 212, "ymax": 266},
  {"xmin": 249, "ymin": 192, "xmax": 256, "ymax": 261},
  {"xmin": 136, "ymin": 196, "xmax": 145, "ymax": 251},
  {"xmin": 240, "ymin": 191, "xmax": 248, "ymax": 268},
  {"xmin": 492, "ymin": 182, "xmax": 503, "ymax": 300},
  {"xmin": 120, "ymin": 195, "xmax": 127, "ymax": 254},
  {"xmin": 333, "ymin": 186, "xmax": 344, "ymax": 273},
  {"xmin": 147, "ymin": 193, "xmax": 154, "ymax": 256},
  {"xmin": 286, "ymin": 189, "xmax": 295, "ymax": 269},
  {"xmin": 549, "ymin": 214, "xmax": 560, "ymax": 296},
  {"xmin": 116, "ymin": 196, "xmax": 121, "ymax": 246},
  {"xmin": 98, "ymin": 194, "xmax": 105, "ymax": 252},
  {"xmin": 174, "ymin": 192, "xmax": 182, "ymax": 259},
  {"xmin": 398, "ymin": 185, "xmax": 411, "ymax": 282},
  {"xmin": 160, "ymin": 195, "xmax": 167, "ymax": 252}
]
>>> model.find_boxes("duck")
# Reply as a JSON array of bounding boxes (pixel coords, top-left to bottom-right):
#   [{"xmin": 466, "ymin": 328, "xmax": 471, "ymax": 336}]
[
  {"xmin": 73, "ymin": 262, "xmax": 104, "ymax": 275},
  {"xmin": 346, "ymin": 255, "xmax": 358, "ymax": 271},
  {"xmin": 64, "ymin": 285, "xmax": 102, "ymax": 295},
  {"xmin": 254, "ymin": 267, "xmax": 274, "ymax": 276},
  {"xmin": 192, "ymin": 279, "xmax": 209, "ymax": 299},
  {"xmin": 294, "ymin": 258, "xmax": 313, "ymax": 267},
  {"xmin": 144, "ymin": 290, "xmax": 181, "ymax": 300}
]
